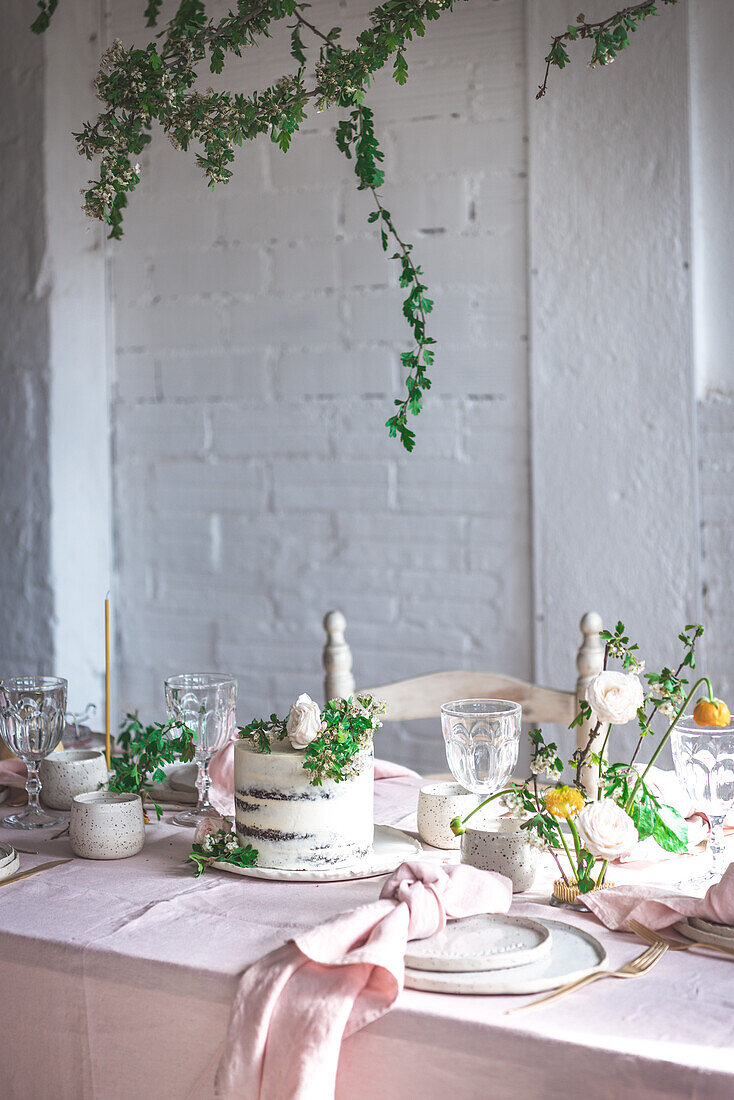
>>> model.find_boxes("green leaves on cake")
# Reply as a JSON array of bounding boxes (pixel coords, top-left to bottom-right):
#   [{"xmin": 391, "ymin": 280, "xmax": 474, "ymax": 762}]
[
  {"xmin": 239, "ymin": 693, "xmax": 387, "ymax": 787},
  {"xmin": 188, "ymin": 816, "xmax": 258, "ymax": 877}
]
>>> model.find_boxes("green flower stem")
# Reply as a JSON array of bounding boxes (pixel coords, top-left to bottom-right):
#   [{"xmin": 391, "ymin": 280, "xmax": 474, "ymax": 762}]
[
  {"xmin": 625, "ymin": 676, "xmax": 713, "ymax": 814},
  {"xmin": 458, "ymin": 788, "xmax": 510, "ymax": 829},
  {"xmin": 556, "ymin": 822, "xmax": 578, "ymax": 884},
  {"xmin": 567, "ymin": 815, "xmax": 583, "ymax": 867},
  {"xmin": 597, "ymin": 724, "xmax": 612, "ymax": 800},
  {"xmin": 595, "ymin": 859, "xmax": 609, "ymax": 887}
]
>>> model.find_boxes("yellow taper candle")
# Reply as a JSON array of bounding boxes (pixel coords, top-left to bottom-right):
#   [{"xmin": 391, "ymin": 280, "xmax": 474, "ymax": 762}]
[{"xmin": 105, "ymin": 594, "xmax": 111, "ymax": 771}]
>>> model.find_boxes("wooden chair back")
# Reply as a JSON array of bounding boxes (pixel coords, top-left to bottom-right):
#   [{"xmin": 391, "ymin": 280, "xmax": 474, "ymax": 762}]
[{"xmin": 322, "ymin": 610, "xmax": 604, "ymax": 758}]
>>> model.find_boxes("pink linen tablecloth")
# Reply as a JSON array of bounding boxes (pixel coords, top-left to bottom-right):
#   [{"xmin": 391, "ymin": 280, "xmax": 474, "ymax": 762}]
[{"xmin": 0, "ymin": 771, "xmax": 733, "ymax": 1100}]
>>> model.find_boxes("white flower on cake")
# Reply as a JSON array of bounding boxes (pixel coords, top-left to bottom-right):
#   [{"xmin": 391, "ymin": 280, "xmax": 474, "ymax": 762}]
[
  {"xmin": 585, "ymin": 670, "xmax": 644, "ymax": 725},
  {"xmin": 286, "ymin": 693, "xmax": 322, "ymax": 749},
  {"xmin": 576, "ymin": 798, "xmax": 638, "ymax": 861}
]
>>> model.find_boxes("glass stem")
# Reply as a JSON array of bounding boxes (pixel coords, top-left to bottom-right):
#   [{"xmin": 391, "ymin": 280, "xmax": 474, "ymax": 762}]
[
  {"xmin": 709, "ymin": 818, "xmax": 727, "ymax": 879},
  {"xmin": 26, "ymin": 761, "xmax": 41, "ymax": 814},
  {"xmin": 196, "ymin": 756, "xmax": 212, "ymax": 814}
]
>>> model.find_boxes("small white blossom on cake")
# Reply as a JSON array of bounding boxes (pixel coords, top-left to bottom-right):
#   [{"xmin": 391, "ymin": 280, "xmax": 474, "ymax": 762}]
[
  {"xmin": 286, "ymin": 693, "xmax": 322, "ymax": 749},
  {"xmin": 586, "ymin": 670, "xmax": 644, "ymax": 725},
  {"xmin": 576, "ymin": 798, "xmax": 638, "ymax": 861}
]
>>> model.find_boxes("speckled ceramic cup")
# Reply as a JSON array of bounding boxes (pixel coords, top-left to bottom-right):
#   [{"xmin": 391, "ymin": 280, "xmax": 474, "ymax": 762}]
[
  {"xmin": 40, "ymin": 749, "xmax": 108, "ymax": 810},
  {"xmin": 461, "ymin": 825, "xmax": 538, "ymax": 892},
  {"xmin": 70, "ymin": 792, "xmax": 145, "ymax": 860},
  {"xmin": 417, "ymin": 782, "xmax": 482, "ymax": 850}
]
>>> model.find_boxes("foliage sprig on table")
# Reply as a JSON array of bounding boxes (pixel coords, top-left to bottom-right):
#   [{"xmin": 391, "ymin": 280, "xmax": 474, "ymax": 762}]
[
  {"xmin": 108, "ymin": 712, "xmax": 195, "ymax": 821},
  {"xmin": 30, "ymin": 0, "xmax": 677, "ymax": 449},
  {"xmin": 451, "ymin": 620, "xmax": 723, "ymax": 895},
  {"xmin": 188, "ymin": 820, "xmax": 258, "ymax": 877}
]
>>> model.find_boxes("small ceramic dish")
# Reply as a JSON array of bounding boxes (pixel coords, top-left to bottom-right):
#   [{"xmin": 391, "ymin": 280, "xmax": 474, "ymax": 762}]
[
  {"xmin": 40, "ymin": 749, "xmax": 108, "ymax": 810},
  {"xmin": 70, "ymin": 792, "xmax": 145, "ymax": 860}
]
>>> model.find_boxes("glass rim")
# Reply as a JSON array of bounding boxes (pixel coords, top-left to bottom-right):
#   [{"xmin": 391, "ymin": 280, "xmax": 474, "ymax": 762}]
[
  {"xmin": 440, "ymin": 698, "xmax": 522, "ymax": 719},
  {"xmin": 672, "ymin": 718, "xmax": 734, "ymax": 736},
  {"xmin": 165, "ymin": 673, "xmax": 236, "ymax": 689},
  {"xmin": 0, "ymin": 676, "xmax": 67, "ymax": 692}
]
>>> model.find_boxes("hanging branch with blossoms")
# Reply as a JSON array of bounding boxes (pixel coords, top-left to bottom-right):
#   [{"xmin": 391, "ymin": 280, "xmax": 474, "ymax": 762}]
[
  {"xmin": 30, "ymin": 0, "xmax": 678, "ymax": 448},
  {"xmin": 451, "ymin": 620, "xmax": 729, "ymax": 896}
]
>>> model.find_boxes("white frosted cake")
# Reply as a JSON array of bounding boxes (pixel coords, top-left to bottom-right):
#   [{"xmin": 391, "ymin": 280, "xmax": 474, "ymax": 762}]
[{"xmin": 234, "ymin": 739, "xmax": 374, "ymax": 870}]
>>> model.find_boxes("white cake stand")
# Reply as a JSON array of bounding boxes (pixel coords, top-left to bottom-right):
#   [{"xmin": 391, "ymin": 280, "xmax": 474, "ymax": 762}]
[{"xmin": 212, "ymin": 824, "xmax": 422, "ymax": 882}]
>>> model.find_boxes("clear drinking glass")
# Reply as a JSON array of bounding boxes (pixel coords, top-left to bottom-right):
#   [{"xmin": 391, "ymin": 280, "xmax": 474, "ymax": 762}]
[
  {"xmin": 0, "ymin": 676, "xmax": 67, "ymax": 829},
  {"xmin": 441, "ymin": 699, "xmax": 521, "ymax": 800},
  {"xmin": 164, "ymin": 673, "xmax": 237, "ymax": 828},
  {"xmin": 672, "ymin": 719, "xmax": 734, "ymax": 892}
]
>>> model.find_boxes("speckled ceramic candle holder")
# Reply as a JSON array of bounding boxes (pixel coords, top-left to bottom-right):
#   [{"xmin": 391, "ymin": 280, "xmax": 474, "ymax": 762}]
[
  {"xmin": 461, "ymin": 825, "xmax": 538, "ymax": 893},
  {"xmin": 70, "ymin": 792, "xmax": 145, "ymax": 860},
  {"xmin": 40, "ymin": 749, "xmax": 109, "ymax": 810},
  {"xmin": 417, "ymin": 782, "xmax": 481, "ymax": 850}
]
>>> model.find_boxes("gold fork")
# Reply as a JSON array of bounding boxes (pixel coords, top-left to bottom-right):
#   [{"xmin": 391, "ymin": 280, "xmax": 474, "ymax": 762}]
[
  {"xmin": 627, "ymin": 918, "xmax": 734, "ymax": 958},
  {"xmin": 507, "ymin": 940, "xmax": 668, "ymax": 1015}
]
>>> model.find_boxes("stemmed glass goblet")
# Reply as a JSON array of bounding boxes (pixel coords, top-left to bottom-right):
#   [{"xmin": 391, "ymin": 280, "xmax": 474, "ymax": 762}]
[
  {"xmin": 165, "ymin": 673, "xmax": 237, "ymax": 828},
  {"xmin": 441, "ymin": 699, "xmax": 522, "ymax": 808},
  {"xmin": 0, "ymin": 676, "xmax": 67, "ymax": 829},
  {"xmin": 672, "ymin": 718, "xmax": 734, "ymax": 893}
]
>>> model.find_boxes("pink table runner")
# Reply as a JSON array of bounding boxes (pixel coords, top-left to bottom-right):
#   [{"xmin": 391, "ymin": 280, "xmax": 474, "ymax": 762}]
[{"xmin": 0, "ymin": 771, "xmax": 732, "ymax": 1100}]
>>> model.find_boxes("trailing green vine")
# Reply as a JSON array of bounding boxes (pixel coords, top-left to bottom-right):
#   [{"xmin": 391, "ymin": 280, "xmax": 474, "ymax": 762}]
[{"xmin": 30, "ymin": 0, "xmax": 678, "ymax": 448}]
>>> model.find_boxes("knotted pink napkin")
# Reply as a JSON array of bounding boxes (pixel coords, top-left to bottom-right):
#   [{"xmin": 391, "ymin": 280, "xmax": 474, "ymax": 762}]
[
  {"xmin": 215, "ymin": 860, "xmax": 512, "ymax": 1100},
  {"xmin": 584, "ymin": 862, "xmax": 734, "ymax": 930}
]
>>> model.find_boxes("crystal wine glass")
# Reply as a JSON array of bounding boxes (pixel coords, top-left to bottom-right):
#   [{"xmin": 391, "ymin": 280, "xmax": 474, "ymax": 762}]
[
  {"xmin": 0, "ymin": 676, "xmax": 67, "ymax": 829},
  {"xmin": 441, "ymin": 699, "xmax": 521, "ymax": 806},
  {"xmin": 164, "ymin": 673, "xmax": 237, "ymax": 828},
  {"xmin": 672, "ymin": 719, "xmax": 734, "ymax": 892}
]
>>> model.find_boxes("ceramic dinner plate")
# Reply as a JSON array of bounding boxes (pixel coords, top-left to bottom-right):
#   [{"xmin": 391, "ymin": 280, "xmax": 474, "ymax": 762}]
[
  {"xmin": 675, "ymin": 917, "xmax": 734, "ymax": 950},
  {"xmin": 0, "ymin": 844, "xmax": 20, "ymax": 880},
  {"xmin": 167, "ymin": 763, "xmax": 198, "ymax": 793},
  {"xmin": 212, "ymin": 825, "xmax": 422, "ymax": 883},
  {"xmin": 687, "ymin": 915, "xmax": 734, "ymax": 940},
  {"xmin": 403, "ymin": 918, "xmax": 607, "ymax": 995},
  {"xmin": 405, "ymin": 914, "xmax": 551, "ymax": 973}
]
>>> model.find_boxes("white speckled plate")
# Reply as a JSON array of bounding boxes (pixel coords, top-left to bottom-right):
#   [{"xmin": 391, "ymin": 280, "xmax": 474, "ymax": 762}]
[
  {"xmin": 675, "ymin": 917, "xmax": 734, "ymax": 950},
  {"xmin": 404, "ymin": 918, "xmax": 607, "ymax": 994},
  {"xmin": 212, "ymin": 825, "xmax": 421, "ymax": 882},
  {"xmin": 167, "ymin": 763, "xmax": 198, "ymax": 793},
  {"xmin": 406, "ymin": 914, "xmax": 550, "ymax": 972},
  {"xmin": 0, "ymin": 844, "xmax": 20, "ymax": 880},
  {"xmin": 687, "ymin": 915, "xmax": 734, "ymax": 940}
]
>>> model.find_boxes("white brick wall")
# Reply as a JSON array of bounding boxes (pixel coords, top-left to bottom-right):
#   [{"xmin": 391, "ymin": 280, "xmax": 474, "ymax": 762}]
[{"xmin": 109, "ymin": 0, "xmax": 531, "ymax": 772}]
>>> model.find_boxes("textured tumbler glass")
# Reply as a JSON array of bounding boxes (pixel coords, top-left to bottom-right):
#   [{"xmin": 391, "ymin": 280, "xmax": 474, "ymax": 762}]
[
  {"xmin": 672, "ymin": 719, "xmax": 734, "ymax": 892},
  {"xmin": 441, "ymin": 699, "xmax": 521, "ymax": 798},
  {"xmin": 0, "ymin": 676, "xmax": 67, "ymax": 829},
  {"xmin": 165, "ymin": 673, "xmax": 237, "ymax": 828}
]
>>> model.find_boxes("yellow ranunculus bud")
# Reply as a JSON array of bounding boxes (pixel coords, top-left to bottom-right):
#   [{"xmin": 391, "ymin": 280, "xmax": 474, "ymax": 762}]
[
  {"xmin": 544, "ymin": 785, "xmax": 585, "ymax": 819},
  {"xmin": 693, "ymin": 698, "xmax": 731, "ymax": 728}
]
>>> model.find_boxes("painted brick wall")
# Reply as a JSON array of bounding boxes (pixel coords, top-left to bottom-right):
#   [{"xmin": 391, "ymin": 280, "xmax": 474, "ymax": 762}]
[
  {"xmin": 110, "ymin": 0, "xmax": 531, "ymax": 772},
  {"xmin": 699, "ymin": 391, "xmax": 734, "ymax": 709},
  {"xmin": 0, "ymin": 4, "xmax": 54, "ymax": 675}
]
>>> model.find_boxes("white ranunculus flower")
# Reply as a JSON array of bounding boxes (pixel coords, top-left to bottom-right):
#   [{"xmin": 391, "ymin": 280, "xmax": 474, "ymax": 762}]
[
  {"xmin": 585, "ymin": 670, "xmax": 644, "ymax": 725},
  {"xmin": 576, "ymin": 799, "xmax": 638, "ymax": 861},
  {"xmin": 193, "ymin": 815, "xmax": 227, "ymax": 845},
  {"xmin": 286, "ymin": 693, "xmax": 322, "ymax": 750}
]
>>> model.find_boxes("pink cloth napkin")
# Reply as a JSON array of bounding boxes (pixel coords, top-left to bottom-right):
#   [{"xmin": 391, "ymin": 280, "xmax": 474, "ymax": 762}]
[
  {"xmin": 584, "ymin": 862, "xmax": 734, "ymax": 930},
  {"xmin": 0, "ymin": 759, "xmax": 27, "ymax": 790},
  {"xmin": 373, "ymin": 757, "xmax": 421, "ymax": 780},
  {"xmin": 215, "ymin": 860, "xmax": 512, "ymax": 1100}
]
